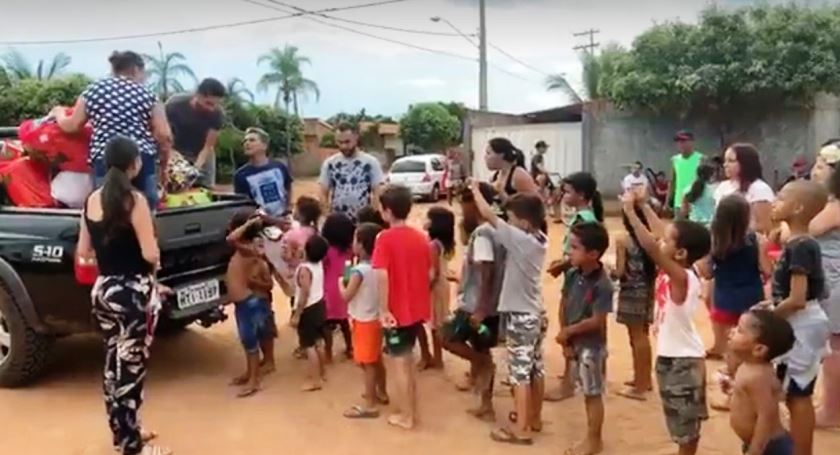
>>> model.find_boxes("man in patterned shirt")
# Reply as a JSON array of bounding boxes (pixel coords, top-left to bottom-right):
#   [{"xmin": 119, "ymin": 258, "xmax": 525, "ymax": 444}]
[{"xmin": 318, "ymin": 123, "xmax": 384, "ymax": 219}]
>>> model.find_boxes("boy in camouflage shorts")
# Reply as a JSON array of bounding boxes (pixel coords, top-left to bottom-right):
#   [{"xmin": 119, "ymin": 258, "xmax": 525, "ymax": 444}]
[{"xmin": 469, "ymin": 180, "xmax": 547, "ymax": 445}]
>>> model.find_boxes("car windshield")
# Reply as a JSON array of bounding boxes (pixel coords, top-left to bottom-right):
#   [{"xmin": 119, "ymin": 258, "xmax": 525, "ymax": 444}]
[{"xmin": 390, "ymin": 160, "xmax": 426, "ymax": 173}]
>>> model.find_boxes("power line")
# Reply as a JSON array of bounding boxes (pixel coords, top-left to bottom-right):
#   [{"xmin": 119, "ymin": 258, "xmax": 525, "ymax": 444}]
[
  {"xmin": 0, "ymin": 0, "xmax": 411, "ymax": 46},
  {"xmin": 487, "ymin": 42, "xmax": 549, "ymax": 77},
  {"xmin": 249, "ymin": 0, "xmax": 538, "ymax": 83},
  {"xmin": 573, "ymin": 28, "xmax": 600, "ymax": 54}
]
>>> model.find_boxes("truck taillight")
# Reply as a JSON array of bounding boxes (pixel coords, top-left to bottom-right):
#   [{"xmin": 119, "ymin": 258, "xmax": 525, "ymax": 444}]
[
  {"xmin": 74, "ymin": 254, "xmax": 99, "ymax": 285},
  {"xmin": 422, "ymin": 173, "xmax": 431, "ymax": 182}
]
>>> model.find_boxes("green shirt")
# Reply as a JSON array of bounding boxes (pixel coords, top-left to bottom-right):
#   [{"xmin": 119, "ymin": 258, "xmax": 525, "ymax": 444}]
[
  {"xmin": 563, "ymin": 208, "xmax": 598, "ymax": 254},
  {"xmin": 671, "ymin": 151, "xmax": 703, "ymax": 209}
]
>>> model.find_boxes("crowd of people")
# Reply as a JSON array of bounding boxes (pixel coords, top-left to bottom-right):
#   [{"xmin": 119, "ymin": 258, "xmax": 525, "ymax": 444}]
[{"xmin": 69, "ymin": 50, "xmax": 840, "ymax": 455}]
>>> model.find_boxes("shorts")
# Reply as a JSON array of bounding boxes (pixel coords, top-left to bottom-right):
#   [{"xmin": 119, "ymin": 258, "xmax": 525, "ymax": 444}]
[
  {"xmin": 616, "ymin": 292, "xmax": 654, "ymax": 326},
  {"xmin": 656, "ymin": 357, "xmax": 708, "ymax": 445},
  {"xmin": 441, "ymin": 310, "xmax": 500, "ymax": 353},
  {"xmin": 743, "ymin": 432, "xmax": 793, "ymax": 455},
  {"xmin": 234, "ymin": 295, "xmax": 271, "ymax": 354},
  {"xmin": 382, "ymin": 322, "xmax": 421, "ymax": 357},
  {"xmin": 776, "ymin": 363, "xmax": 817, "ymax": 397},
  {"xmin": 297, "ymin": 300, "xmax": 326, "ymax": 349},
  {"xmin": 573, "ymin": 345, "xmax": 608, "ymax": 397},
  {"xmin": 265, "ymin": 309, "xmax": 278, "ymax": 339},
  {"xmin": 352, "ymin": 319, "xmax": 382, "ymax": 365},
  {"xmin": 710, "ymin": 306, "xmax": 742, "ymax": 325},
  {"xmin": 505, "ymin": 312, "xmax": 545, "ymax": 386}
]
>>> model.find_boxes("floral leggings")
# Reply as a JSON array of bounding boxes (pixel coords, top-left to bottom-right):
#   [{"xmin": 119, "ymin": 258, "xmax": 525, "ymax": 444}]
[{"xmin": 92, "ymin": 275, "xmax": 157, "ymax": 455}]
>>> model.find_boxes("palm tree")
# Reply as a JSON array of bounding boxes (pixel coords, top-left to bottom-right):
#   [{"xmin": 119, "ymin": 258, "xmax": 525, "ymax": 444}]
[
  {"xmin": 143, "ymin": 42, "xmax": 197, "ymax": 101},
  {"xmin": 257, "ymin": 45, "xmax": 320, "ymax": 115},
  {"xmin": 1, "ymin": 50, "xmax": 71, "ymax": 80},
  {"xmin": 546, "ymin": 73, "xmax": 583, "ymax": 104},
  {"xmin": 226, "ymin": 78, "xmax": 255, "ymax": 105}
]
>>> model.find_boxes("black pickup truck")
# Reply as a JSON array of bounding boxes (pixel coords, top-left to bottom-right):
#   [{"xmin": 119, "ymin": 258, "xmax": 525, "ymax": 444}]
[{"xmin": 0, "ymin": 128, "xmax": 251, "ymax": 387}]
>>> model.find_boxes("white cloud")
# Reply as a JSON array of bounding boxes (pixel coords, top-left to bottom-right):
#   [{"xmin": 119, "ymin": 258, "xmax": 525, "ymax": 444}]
[{"xmin": 398, "ymin": 78, "xmax": 447, "ymax": 88}]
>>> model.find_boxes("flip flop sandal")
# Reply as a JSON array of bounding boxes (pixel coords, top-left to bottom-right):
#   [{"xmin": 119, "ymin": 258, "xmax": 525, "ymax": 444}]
[
  {"xmin": 343, "ymin": 405, "xmax": 380, "ymax": 419},
  {"xmin": 139, "ymin": 445, "xmax": 173, "ymax": 455},
  {"xmin": 236, "ymin": 386, "xmax": 260, "ymax": 398},
  {"xmin": 489, "ymin": 428, "xmax": 533, "ymax": 446},
  {"xmin": 617, "ymin": 387, "xmax": 648, "ymax": 402}
]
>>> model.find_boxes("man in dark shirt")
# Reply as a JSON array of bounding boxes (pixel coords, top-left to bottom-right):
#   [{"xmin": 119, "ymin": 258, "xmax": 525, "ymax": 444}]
[{"xmin": 166, "ymin": 78, "xmax": 226, "ymax": 187}]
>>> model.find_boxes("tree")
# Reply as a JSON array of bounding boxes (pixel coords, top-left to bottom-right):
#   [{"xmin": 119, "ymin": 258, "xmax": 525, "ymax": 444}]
[
  {"xmin": 399, "ymin": 103, "xmax": 460, "ymax": 153},
  {"xmin": 596, "ymin": 5, "xmax": 840, "ymax": 145},
  {"xmin": 143, "ymin": 42, "xmax": 196, "ymax": 101},
  {"xmin": 257, "ymin": 45, "xmax": 320, "ymax": 115},
  {"xmin": 0, "ymin": 74, "xmax": 91, "ymax": 126},
  {"xmin": 327, "ymin": 109, "xmax": 394, "ymax": 128},
  {"xmin": 546, "ymin": 43, "xmax": 627, "ymax": 103},
  {"xmin": 1, "ymin": 50, "xmax": 72, "ymax": 81},
  {"xmin": 319, "ymin": 132, "xmax": 337, "ymax": 148},
  {"xmin": 226, "ymin": 78, "xmax": 255, "ymax": 105}
]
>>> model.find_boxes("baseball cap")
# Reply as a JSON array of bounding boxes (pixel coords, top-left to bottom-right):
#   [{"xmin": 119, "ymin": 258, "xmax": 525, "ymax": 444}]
[
  {"xmin": 673, "ymin": 130, "xmax": 694, "ymax": 142},
  {"xmin": 535, "ymin": 140, "xmax": 548, "ymax": 149}
]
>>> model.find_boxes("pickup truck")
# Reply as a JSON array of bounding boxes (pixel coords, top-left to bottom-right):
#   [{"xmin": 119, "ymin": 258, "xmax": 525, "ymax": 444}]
[{"xmin": 0, "ymin": 128, "xmax": 252, "ymax": 387}]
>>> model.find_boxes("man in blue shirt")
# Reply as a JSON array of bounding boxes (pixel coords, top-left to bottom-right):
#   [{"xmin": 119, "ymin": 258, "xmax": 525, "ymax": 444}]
[{"xmin": 234, "ymin": 127, "xmax": 293, "ymax": 220}]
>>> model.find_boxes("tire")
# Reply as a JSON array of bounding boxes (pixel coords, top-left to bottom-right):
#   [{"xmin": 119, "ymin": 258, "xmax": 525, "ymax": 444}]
[
  {"xmin": 0, "ymin": 284, "xmax": 53, "ymax": 388},
  {"xmin": 428, "ymin": 184, "xmax": 440, "ymax": 202},
  {"xmin": 154, "ymin": 315, "xmax": 192, "ymax": 337}
]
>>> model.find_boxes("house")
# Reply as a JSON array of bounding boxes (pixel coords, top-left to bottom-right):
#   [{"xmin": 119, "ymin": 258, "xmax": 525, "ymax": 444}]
[
  {"xmin": 292, "ymin": 118, "xmax": 337, "ymax": 177},
  {"xmin": 357, "ymin": 121, "xmax": 404, "ymax": 162},
  {"xmin": 302, "ymin": 118, "xmax": 334, "ymax": 156}
]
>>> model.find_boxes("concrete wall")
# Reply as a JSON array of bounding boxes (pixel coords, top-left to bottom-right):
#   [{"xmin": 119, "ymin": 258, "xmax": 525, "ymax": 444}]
[
  {"xmin": 463, "ymin": 110, "xmax": 528, "ymax": 177},
  {"xmin": 584, "ymin": 94, "xmax": 840, "ymax": 197}
]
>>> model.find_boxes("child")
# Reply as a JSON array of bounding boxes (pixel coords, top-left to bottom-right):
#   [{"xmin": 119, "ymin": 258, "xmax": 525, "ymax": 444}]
[
  {"xmin": 768, "ymin": 180, "xmax": 830, "ymax": 455},
  {"xmin": 705, "ymin": 195, "xmax": 770, "ymax": 359},
  {"xmin": 291, "ymin": 235, "xmax": 329, "ymax": 392},
  {"xmin": 277, "ymin": 195, "xmax": 321, "ymax": 280},
  {"xmin": 418, "ymin": 206, "xmax": 456, "ymax": 370},
  {"xmin": 681, "ymin": 161, "xmax": 718, "ymax": 226},
  {"xmin": 442, "ymin": 182, "xmax": 505, "ymax": 421},
  {"xmin": 322, "ymin": 213, "xmax": 356, "ymax": 362},
  {"xmin": 728, "ymin": 309, "xmax": 796, "ymax": 455},
  {"xmin": 615, "ymin": 204, "xmax": 657, "ymax": 401},
  {"xmin": 622, "ymin": 191, "xmax": 711, "ymax": 455},
  {"xmin": 807, "ymin": 142, "xmax": 840, "ymax": 428},
  {"xmin": 556, "ymin": 222, "xmax": 613, "ymax": 455},
  {"xmin": 470, "ymin": 179, "xmax": 547, "ymax": 446},
  {"xmin": 357, "ymin": 204, "xmax": 389, "ymax": 229},
  {"xmin": 373, "ymin": 185, "xmax": 432, "ymax": 430},
  {"xmin": 341, "ymin": 222, "xmax": 388, "ymax": 419},
  {"xmin": 547, "ymin": 171, "xmax": 603, "ymax": 401},
  {"xmin": 225, "ymin": 212, "xmax": 275, "ymax": 398}
]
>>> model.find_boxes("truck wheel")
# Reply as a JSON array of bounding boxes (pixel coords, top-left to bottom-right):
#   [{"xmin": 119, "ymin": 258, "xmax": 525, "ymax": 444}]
[
  {"xmin": 0, "ymin": 285, "xmax": 53, "ymax": 387},
  {"xmin": 154, "ymin": 316, "xmax": 192, "ymax": 337},
  {"xmin": 429, "ymin": 184, "xmax": 440, "ymax": 202}
]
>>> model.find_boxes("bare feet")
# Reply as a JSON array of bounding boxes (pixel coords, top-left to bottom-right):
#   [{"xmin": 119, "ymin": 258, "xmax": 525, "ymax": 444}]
[
  {"xmin": 622, "ymin": 380, "xmax": 653, "ymax": 391},
  {"xmin": 387, "ymin": 413, "xmax": 415, "ymax": 430},
  {"xmin": 617, "ymin": 386, "xmax": 649, "ymax": 401},
  {"xmin": 229, "ymin": 374, "xmax": 249, "ymax": 386},
  {"xmin": 544, "ymin": 386, "xmax": 575, "ymax": 402},
  {"xmin": 236, "ymin": 384, "xmax": 260, "ymax": 398},
  {"xmin": 259, "ymin": 362, "xmax": 276, "ymax": 375},
  {"xmin": 466, "ymin": 407, "xmax": 496, "ymax": 422},
  {"xmin": 455, "ymin": 376, "xmax": 474, "ymax": 392},
  {"xmin": 564, "ymin": 439, "xmax": 604, "ymax": 455}
]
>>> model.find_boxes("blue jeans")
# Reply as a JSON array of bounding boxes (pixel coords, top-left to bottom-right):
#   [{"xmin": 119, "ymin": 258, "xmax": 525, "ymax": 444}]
[{"xmin": 93, "ymin": 153, "xmax": 159, "ymax": 210}]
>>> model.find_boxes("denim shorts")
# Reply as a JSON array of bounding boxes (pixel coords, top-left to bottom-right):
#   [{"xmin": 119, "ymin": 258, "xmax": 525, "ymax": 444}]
[
  {"xmin": 234, "ymin": 295, "xmax": 271, "ymax": 354},
  {"xmin": 93, "ymin": 152, "xmax": 159, "ymax": 210}
]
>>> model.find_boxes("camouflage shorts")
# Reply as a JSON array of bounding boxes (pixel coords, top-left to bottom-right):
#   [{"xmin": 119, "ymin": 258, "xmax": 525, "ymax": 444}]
[
  {"xmin": 656, "ymin": 357, "xmax": 708, "ymax": 445},
  {"xmin": 505, "ymin": 312, "xmax": 545, "ymax": 386}
]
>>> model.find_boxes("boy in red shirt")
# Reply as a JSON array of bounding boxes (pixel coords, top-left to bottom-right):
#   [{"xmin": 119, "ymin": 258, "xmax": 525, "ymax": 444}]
[{"xmin": 374, "ymin": 185, "xmax": 432, "ymax": 430}]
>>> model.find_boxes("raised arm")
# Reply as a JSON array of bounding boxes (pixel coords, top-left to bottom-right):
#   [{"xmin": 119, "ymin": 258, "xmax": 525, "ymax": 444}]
[
  {"xmin": 640, "ymin": 199, "xmax": 666, "ymax": 239},
  {"xmin": 469, "ymin": 179, "xmax": 499, "ymax": 227}
]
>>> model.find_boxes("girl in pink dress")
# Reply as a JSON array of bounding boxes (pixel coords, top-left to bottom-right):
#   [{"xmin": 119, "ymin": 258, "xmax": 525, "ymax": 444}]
[{"xmin": 321, "ymin": 213, "xmax": 355, "ymax": 362}]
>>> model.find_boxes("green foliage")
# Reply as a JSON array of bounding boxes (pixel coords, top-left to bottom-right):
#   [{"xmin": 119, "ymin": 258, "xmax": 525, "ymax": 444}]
[
  {"xmin": 143, "ymin": 42, "xmax": 196, "ymax": 101},
  {"xmin": 399, "ymin": 102, "xmax": 460, "ymax": 153},
  {"xmin": 599, "ymin": 5, "xmax": 840, "ymax": 118},
  {"xmin": 320, "ymin": 131, "xmax": 337, "ymax": 147},
  {"xmin": 257, "ymin": 45, "xmax": 319, "ymax": 114},
  {"xmin": 1, "ymin": 50, "xmax": 72, "ymax": 81},
  {"xmin": 327, "ymin": 109, "xmax": 394, "ymax": 128},
  {"xmin": 0, "ymin": 74, "xmax": 92, "ymax": 125}
]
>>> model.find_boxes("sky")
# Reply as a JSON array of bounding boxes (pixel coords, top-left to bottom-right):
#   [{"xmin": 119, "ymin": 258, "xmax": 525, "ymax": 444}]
[{"xmin": 0, "ymin": 0, "xmax": 832, "ymax": 118}]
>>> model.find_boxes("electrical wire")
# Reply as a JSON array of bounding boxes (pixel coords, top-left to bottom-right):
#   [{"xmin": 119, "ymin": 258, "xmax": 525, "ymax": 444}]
[
  {"xmin": 488, "ymin": 42, "xmax": 550, "ymax": 77},
  {"xmin": 0, "ymin": 0, "xmax": 411, "ymax": 46}
]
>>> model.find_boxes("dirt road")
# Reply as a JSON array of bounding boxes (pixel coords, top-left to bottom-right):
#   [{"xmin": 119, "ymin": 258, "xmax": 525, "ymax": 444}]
[{"xmin": 2, "ymin": 181, "xmax": 839, "ymax": 454}]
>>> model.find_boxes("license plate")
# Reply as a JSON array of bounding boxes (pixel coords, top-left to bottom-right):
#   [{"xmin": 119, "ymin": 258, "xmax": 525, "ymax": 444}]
[{"xmin": 177, "ymin": 280, "xmax": 220, "ymax": 309}]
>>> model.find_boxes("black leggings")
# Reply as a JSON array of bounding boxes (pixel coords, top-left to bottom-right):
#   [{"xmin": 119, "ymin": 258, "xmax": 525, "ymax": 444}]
[{"xmin": 325, "ymin": 319, "xmax": 352, "ymax": 354}]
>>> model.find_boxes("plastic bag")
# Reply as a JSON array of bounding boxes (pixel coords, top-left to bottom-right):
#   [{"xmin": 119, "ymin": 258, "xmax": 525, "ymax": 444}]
[
  {"xmin": 18, "ymin": 108, "xmax": 91, "ymax": 173},
  {"xmin": 163, "ymin": 188, "xmax": 212, "ymax": 209},
  {"xmin": 51, "ymin": 171, "xmax": 92, "ymax": 208},
  {"xmin": 166, "ymin": 150, "xmax": 201, "ymax": 193},
  {"xmin": 0, "ymin": 157, "xmax": 53, "ymax": 208},
  {"xmin": 0, "ymin": 140, "xmax": 23, "ymax": 161}
]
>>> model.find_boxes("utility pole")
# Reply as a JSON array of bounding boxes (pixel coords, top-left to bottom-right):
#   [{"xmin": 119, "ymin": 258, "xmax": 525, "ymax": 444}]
[
  {"xmin": 573, "ymin": 29, "xmax": 600, "ymax": 55},
  {"xmin": 478, "ymin": 0, "xmax": 488, "ymax": 111}
]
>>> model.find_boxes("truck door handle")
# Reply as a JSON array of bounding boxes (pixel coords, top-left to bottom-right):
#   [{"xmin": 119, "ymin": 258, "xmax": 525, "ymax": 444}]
[{"xmin": 184, "ymin": 223, "xmax": 201, "ymax": 235}]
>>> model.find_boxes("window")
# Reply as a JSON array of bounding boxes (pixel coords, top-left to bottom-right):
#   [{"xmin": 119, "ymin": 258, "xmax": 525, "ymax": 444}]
[
  {"xmin": 431, "ymin": 159, "xmax": 445, "ymax": 171},
  {"xmin": 390, "ymin": 160, "xmax": 426, "ymax": 173}
]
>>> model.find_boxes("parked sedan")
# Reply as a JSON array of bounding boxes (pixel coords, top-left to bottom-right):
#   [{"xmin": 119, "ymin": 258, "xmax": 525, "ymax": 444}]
[{"xmin": 386, "ymin": 154, "xmax": 447, "ymax": 201}]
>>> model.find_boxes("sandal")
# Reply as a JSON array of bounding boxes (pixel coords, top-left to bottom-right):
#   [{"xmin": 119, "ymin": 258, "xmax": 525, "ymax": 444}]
[
  {"xmin": 343, "ymin": 405, "xmax": 380, "ymax": 419},
  {"xmin": 490, "ymin": 427, "xmax": 533, "ymax": 446},
  {"xmin": 139, "ymin": 445, "xmax": 173, "ymax": 455},
  {"xmin": 236, "ymin": 385, "xmax": 260, "ymax": 398}
]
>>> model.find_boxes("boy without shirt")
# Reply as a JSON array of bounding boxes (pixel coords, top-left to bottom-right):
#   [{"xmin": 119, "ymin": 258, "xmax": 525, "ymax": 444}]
[{"xmin": 728, "ymin": 309, "xmax": 796, "ymax": 455}]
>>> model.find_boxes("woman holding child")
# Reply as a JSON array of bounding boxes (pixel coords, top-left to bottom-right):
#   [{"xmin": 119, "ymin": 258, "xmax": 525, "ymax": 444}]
[{"xmin": 76, "ymin": 136, "xmax": 169, "ymax": 455}]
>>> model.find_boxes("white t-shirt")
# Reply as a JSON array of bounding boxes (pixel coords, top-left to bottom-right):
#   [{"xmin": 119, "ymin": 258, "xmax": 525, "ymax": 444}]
[
  {"xmin": 472, "ymin": 235, "xmax": 494, "ymax": 262},
  {"xmin": 713, "ymin": 179, "xmax": 775, "ymax": 206},
  {"xmin": 621, "ymin": 173, "xmax": 649, "ymax": 193},
  {"xmin": 654, "ymin": 269, "xmax": 705, "ymax": 358},
  {"xmin": 294, "ymin": 262, "xmax": 324, "ymax": 308},
  {"xmin": 348, "ymin": 262, "xmax": 379, "ymax": 322}
]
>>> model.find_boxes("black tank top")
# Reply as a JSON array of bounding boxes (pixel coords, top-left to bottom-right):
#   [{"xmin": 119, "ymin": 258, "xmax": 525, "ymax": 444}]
[{"xmin": 84, "ymin": 199, "xmax": 153, "ymax": 276}]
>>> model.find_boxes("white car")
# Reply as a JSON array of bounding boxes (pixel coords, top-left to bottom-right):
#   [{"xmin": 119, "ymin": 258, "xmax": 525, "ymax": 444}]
[{"xmin": 386, "ymin": 154, "xmax": 447, "ymax": 201}]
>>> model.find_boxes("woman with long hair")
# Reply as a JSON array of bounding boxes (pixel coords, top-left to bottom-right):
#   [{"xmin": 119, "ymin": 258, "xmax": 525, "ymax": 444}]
[
  {"xmin": 713, "ymin": 143, "xmax": 775, "ymax": 233},
  {"xmin": 76, "ymin": 136, "xmax": 168, "ymax": 455},
  {"xmin": 485, "ymin": 137, "xmax": 538, "ymax": 201},
  {"xmin": 55, "ymin": 51, "xmax": 172, "ymax": 210}
]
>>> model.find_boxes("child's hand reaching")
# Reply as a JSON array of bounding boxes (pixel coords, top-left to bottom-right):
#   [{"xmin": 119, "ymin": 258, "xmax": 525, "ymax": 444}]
[{"xmin": 548, "ymin": 259, "xmax": 567, "ymax": 278}]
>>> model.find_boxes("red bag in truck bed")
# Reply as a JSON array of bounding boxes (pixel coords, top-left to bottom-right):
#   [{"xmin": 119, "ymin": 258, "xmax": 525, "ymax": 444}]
[
  {"xmin": 0, "ymin": 157, "xmax": 54, "ymax": 208},
  {"xmin": 18, "ymin": 108, "xmax": 91, "ymax": 172}
]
